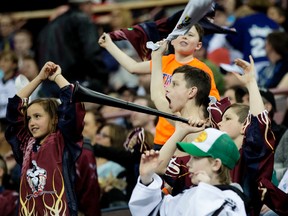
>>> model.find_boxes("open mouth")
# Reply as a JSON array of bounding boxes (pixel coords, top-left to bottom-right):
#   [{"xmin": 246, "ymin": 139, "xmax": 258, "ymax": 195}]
[
  {"xmin": 180, "ymin": 41, "xmax": 188, "ymax": 46},
  {"xmin": 166, "ymin": 95, "xmax": 171, "ymax": 104}
]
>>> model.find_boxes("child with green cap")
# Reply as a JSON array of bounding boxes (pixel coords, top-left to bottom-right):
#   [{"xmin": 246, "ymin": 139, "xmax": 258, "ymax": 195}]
[{"xmin": 129, "ymin": 128, "xmax": 246, "ymax": 216}]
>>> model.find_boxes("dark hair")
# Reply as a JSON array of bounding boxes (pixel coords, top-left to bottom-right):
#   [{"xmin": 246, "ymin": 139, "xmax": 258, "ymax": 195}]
[
  {"xmin": 172, "ymin": 65, "xmax": 211, "ymax": 108},
  {"xmin": 0, "ymin": 50, "xmax": 18, "ymax": 65},
  {"xmin": 97, "ymin": 123, "xmax": 128, "ymax": 150},
  {"xmin": 194, "ymin": 23, "xmax": 204, "ymax": 42},
  {"xmin": 267, "ymin": 31, "xmax": 288, "ymax": 57},
  {"xmin": 226, "ymin": 85, "xmax": 248, "ymax": 103},
  {"xmin": 247, "ymin": 0, "xmax": 271, "ymax": 13}
]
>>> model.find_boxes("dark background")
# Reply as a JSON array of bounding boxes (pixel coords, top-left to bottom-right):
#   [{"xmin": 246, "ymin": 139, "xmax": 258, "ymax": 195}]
[{"xmin": 0, "ymin": 0, "xmax": 67, "ymax": 12}]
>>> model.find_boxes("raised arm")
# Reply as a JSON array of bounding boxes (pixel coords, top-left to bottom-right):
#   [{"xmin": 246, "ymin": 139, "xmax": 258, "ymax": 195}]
[
  {"xmin": 156, "ymin": 120, "xmax": 204, "ymax": 174},
  {"xmin": 47, "ymin": 65, "xmax": 70, "ymax": 89},
  {"xmin": 234, "ymin": 55, "xmax": 265, "ymax": 116},
  {"xmin": 17, "ymin": 61, "xmax": 56, "ymax": 99},
  {"xmin": 150, "ymin": 40, "xmax": 172, "ymax": 114},
  {"xmin": 98, "ymin": 32, "xmax": 150, "ymax": 74}
]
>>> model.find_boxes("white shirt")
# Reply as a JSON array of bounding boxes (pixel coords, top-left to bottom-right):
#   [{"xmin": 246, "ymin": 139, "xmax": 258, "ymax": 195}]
[{"xmin": 129, "ymin": 174, "xmax": 247, "ymax": 216}]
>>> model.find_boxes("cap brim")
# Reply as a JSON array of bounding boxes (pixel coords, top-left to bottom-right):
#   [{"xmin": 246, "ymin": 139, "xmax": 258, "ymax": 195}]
[{"xmin": 177, "ymin": 142, "xmax": 211, "ymax": 157}]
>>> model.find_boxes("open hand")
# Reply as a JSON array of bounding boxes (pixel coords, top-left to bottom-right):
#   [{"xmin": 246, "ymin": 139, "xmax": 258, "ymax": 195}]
[
  {"xmin": 139, "ymin": 150, "xmax": 160, "ymax": 185},
  {"xmin": 234, "ymin": 55, "xmax": 256, "ymax": 84}
]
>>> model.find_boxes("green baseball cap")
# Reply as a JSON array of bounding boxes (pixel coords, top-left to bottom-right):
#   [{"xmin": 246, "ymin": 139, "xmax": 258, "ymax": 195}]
[{"xmin": 177, "ymin": 128, "xmax": 240, "ymax": 169}]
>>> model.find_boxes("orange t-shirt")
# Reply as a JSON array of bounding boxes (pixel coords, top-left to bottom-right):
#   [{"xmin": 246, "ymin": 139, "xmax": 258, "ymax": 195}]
[{"xmin": 153, "ymin": 54, "xmax": 220, "ymax": 145}]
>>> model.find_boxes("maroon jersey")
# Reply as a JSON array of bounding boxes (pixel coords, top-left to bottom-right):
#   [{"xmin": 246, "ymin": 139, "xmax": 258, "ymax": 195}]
[
  {"xmin": 0, "ymin": 188, "xmax": 18, "ymax": 216},
  {"xmin": 231, "ymin": 111, "xmax": 276, "ymax": 215},
  {"xmin": 75, "ymin": 141, "xmax": 101, "ymax": 216},
  {"xmin": 5, "ymin": 85, "xmax": 85, "ymax": 215},
  {"xmin": 164, "ymin": 155, "xmax": 191, "ymax": 196}
]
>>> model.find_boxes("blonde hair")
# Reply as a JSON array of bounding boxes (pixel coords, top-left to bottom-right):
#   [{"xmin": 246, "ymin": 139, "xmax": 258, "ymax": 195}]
[{"xmin": 208, "ymin": 158, "xmax": 231, "ymax": 185}]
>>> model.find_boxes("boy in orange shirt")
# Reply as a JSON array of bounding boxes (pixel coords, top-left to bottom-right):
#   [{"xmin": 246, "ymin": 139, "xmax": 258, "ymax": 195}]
[{"xmin": 99, "ymin": 23, "xmax": 220, "ymax": 149}]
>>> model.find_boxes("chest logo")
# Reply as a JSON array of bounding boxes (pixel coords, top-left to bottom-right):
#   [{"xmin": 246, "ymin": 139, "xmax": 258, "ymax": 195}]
[{"xmin": 26, "ymin": 160, "xmax": 50, "ymax": 199}]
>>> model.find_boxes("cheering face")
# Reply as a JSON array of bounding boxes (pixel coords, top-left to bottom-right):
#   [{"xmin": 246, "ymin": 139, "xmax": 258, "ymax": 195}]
[
  {"xmin": 217, "ymin": 108, "xmax": 242, "ymax": 141},
  {"xmin": 165, "ymin": 73, "xmax": 191, "ymax": 113},
  {"xmin": 27, "ymin": 103, "xmax": 53, "ymax": 139},
  {"xmin": 171, "ymin": 25, "xmax": 202, "ymax": 55}
]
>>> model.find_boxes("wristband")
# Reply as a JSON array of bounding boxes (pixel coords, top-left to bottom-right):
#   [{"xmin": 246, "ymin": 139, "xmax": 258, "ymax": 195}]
[{"xmin": 53, "ymin": 74, "xmax": 61, "ymax": 82}]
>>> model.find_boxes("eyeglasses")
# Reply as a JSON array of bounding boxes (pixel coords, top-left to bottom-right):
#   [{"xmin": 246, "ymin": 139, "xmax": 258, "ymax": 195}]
[{"xmin": 96, "ymin": 132, "xmax": 110, "ymax": 139}]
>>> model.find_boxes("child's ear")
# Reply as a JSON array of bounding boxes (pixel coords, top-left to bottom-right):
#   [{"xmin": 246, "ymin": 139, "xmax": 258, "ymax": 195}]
[
  {"xmin": 240, "ymin": 123, "xmax": 246, "ymax": 135},
  {"xmin": 212, "ymin": 158, "xmax": 222, "ymax": 171},
  {"xmin": 195, "ymin": 42, "xmax": 202, "ymax": 51},
  {"xmin": 188, "ymin": 86, "xmax": 197, "ymax": 99}
]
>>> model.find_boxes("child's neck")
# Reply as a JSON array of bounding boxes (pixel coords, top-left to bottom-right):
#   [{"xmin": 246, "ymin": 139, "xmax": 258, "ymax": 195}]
[
  {"xmin": 233, "ymin": 135, "xmax": 244, "ymax": 150},
  {"xmin": 180, "ymin": 103, "xmax": 202, "ymax": 119},
  {"xmin": 174, "ymin": 53, "xmax": 195, "ymax": 64}
]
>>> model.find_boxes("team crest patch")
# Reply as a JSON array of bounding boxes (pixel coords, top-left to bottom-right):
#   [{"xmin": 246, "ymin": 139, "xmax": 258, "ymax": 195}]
[
  {"xmin": 26, "ymin": 160, "xmax": 54, "ymax": 199},
  {"xmin": 194, "ymin": 131, "xmax": 208, "ymax": 143}
]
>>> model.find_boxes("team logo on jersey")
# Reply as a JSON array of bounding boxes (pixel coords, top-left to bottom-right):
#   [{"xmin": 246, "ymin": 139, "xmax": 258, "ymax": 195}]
[
  {"xmin": 26, "ymin": 160, "xmax": 52, "ymax": 199},
  {"xmin": 176, "ymin": 16, "xmax": 191, "ymax": 29}
]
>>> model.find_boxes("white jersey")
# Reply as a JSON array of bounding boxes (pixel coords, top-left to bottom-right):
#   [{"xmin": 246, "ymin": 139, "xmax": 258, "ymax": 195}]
[{"xmin": 129, "ymin": 174, "xmax": 246, "ymax": 216}]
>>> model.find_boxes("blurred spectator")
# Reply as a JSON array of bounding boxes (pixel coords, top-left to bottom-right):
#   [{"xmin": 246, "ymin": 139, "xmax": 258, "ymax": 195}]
[
  {"xmin": 18, "ymin": 55, "xmax": 41, "ymax": 100},
  {"xmin": 225, "ymin": 0, "xmax": 280, "ymax": 76},
  {"xmin": 258, "ymin": 31, "xmax": 288, "ymax": 88},
  {"xmin": 75, "ymin": 138, "xmax": 102, "ymax": 216},
  {"xmin": 129, "ymin": 95, "xmax": 157, "ymax": 136},
  {"xmin": 0, "ymin": 120, "xmax": 20, "ymax": 192},
  {"xmin": 0, "ymin": 14, "xmax": 15, "ymax": 52},
  {"xmin": 37, "ymin": 0, "xmax": 108, "ymax": 97},
  {"xmin": 219, "ymin": 63, "xmax": 243, "ymax": 89},
  {"xmin": 274, "ymin": 129, "xmax": 288, "ymax": 181},
  {"xmin": 137, "ymin": 74, "xmax": 151, "ymax": 96},
  {"xmin": 259, "ymin": 88, "xmax": 287, "ymax": 145},
  {"xmin": 94, "ymin": 126, "xmax": 154, "ymax": 207},
  {"xmin": 206, "ymin": 1, "xmax": 246, "ymax": 66},
  {"xmin": 13, "ymin": 29, "xmax": 34, "ymax": 66},
  {"xmin": 0, "ymin": 50, "xmax": 18, "ymax": 118},
  {"xmin": 223, "ymin": 85, "xmax": 249, "ymax": 105},
  {"xmin": 82, "ymin": 107, "xmax": 105, "ymax": 144},
  {"xmin": 96, "ymin": 8, "xmax": 140, "ymax": 91},
  {"xmin": 194, "ymin": 45, "xmax": 225, "ymax": 95},
  {"xmin": 0, "ymin": 155, "xmax": 19, "ymax": 216},
  {"xmin": 95, "ymin": 123, "xmax": 129, "ymax": 209},
  {"xmin": 267, "ymin": 4, "xmax": 288, "ymax": 31}
]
